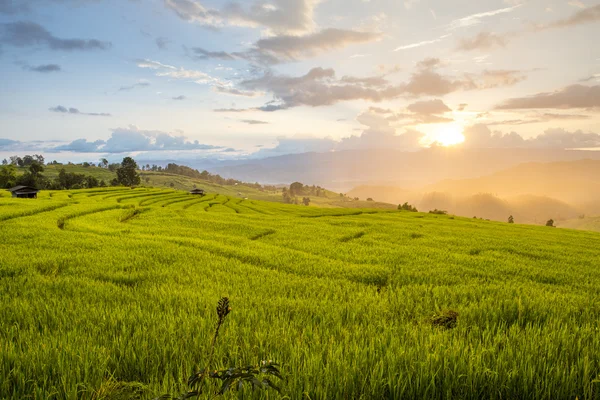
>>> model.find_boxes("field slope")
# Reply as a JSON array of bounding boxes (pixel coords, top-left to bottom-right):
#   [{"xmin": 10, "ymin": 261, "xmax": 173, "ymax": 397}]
[{"xmin": 1, "ymin": 187, "xmax": 600, "ymax": 399}]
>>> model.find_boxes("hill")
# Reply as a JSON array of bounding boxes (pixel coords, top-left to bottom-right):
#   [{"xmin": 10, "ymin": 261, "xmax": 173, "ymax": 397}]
[
  {"xmin": 1, "ymin": 187, "xmax": 600, "ymax": 398},
  {"xmin": 423, "ymin": 159, "xmax": 600, "ymax": 206},
  {"xmin": 347, "ymin": 160, "xmax": 600, "ymax": 225},
  {"xmin": 13, "ymin": 164, "xmax": 396, "ymax": 209},
  {"xmin": 212, "ymin": 148, "xmax": 600, "ymax": 191}
]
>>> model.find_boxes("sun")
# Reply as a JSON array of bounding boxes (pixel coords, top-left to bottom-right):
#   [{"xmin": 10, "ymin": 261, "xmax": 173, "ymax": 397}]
[{"xmin": 434, "ymin": 124, "xmax": 465, "ymax": 146}]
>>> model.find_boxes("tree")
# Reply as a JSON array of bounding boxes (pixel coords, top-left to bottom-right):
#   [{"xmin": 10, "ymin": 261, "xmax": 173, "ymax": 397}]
[
  {"xmin": 108, "ymin": 163, "xmax": 120, "ymax": 172},
  {"xmin": 398, "ymin": 202, "xmax": 418, "ymax": 212},
  {"xmin": 116, "ymin": 157, "xmax": 140, "ymax": 186},
  {"xmin": 0, "ymin": 165, "xmax": 17, "ymax": 188},
  {"xmin": 10, "ymin": 156, "xmax": 23, "ymax": 166},
  {"xmin": 508, "ymin": 215, "xmax": 514, "ymax": 224},
  {"xmin": 1, "ymin": 159, "xmax": 7, "ymax": 166},
  {"xmin": 289, "ymin": 182, "xmax": 304, "ymax": 196},
  {"xmin": 33, "ymin": 154, "xmax": 45, "ymax": 164},
  {"xmin": 367, "ymin": 198, "xmax": 374, "ymax": 202},
  {"xmin": 22, "ymin": 155, "xmax": 34, "ymax": 166},
  {"xmin": 302, "ymin": 197, "xmax": 310, "ymax": 206},
  {"xmin": 282, "ymin": 188, "xmax": 293, "ymax": 204},
  {"xmin": 100, "ymin": 158, "xmax": 109, "ymax": 168},
  {"xmin": 29, "ymin": 161, "xmax": 44, "ymax": 178},
  {"xmin": 85, "ymin": 175, "xmax": 99, "ymax": 188},
  {"xmin": 546, "ymin": 219, "xmax": 555, "ymax": 227}
]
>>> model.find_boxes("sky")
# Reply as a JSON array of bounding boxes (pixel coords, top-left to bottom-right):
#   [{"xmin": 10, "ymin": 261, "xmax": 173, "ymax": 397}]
[{"xmin": 0, "ymin": 0, "xmax": 599, "ymax": 162}]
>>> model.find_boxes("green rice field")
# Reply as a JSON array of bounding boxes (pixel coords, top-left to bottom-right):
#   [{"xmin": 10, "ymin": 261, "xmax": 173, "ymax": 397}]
[{"xmin": 1, "ymin": 187, "xmax": 600, "ymax": 399}]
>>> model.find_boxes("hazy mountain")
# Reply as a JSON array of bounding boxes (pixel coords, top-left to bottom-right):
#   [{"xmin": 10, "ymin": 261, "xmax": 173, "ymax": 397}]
[
  {"xmin": 212, "ymin": 148, "xmax": 600, "ymax": 191},
  {"xmin": 346, "ymin": 159, "xmax": 600, "ymax": 224}
]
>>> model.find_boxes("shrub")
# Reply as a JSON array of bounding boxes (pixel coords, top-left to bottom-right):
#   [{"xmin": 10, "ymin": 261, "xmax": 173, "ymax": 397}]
[
  {"xmin": 546, "ymin": 219, "xmax": 555, "ymax": 227},
  {"xmin": 398, "ymin": 202, "xmax": 418, "ymax": 212},
  {"xmin": 430, "ymin": 309, "xmax": 458, "ymax": 329},
  {"xmin": 428, "ymin": 209, "xmax": 448, "ymax": 215}
]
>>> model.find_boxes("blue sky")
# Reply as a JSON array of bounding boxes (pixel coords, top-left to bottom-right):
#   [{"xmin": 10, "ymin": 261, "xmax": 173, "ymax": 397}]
[{"xmin": 0, "ymin": 0, "xmax": 599, "ymax": 162}]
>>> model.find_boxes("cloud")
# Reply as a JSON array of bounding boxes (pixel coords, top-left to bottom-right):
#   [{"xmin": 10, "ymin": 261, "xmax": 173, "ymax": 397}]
[
  {"xmin": 252, "ymin": 135, "xmax": 337, "ymax": 157},
  {"xmin": 530, "ymin": 128, "xmax": 600, "ymax": 148},
  {"xmin": 339, "ymin": 110, "xmax": 425, "ymax": 150},
  {"xmin": 189, "ymin": 47, "xmax": 236, "ymax": 61},
  {"xmin": 407, "ymin": 99, "xmax": 451, "ymax": 114},
  {"xmin": 568, "ymin": 1, "xmax": 586, "ymax": 9},
  {"xmin": 49, "ymin": 105, "xmax": 111, "ymax": 116},
  {"xmin": 456, "ymin": 32, "xmax": 508, "ymax": 51},
  {"xmin": 0, "ymin": 138, "xmax": 20, "ymax": 148},
  {"xmin": 496, "ymin": 84, "xmax": 600, "ymax": 110},
  {"xmin": 214, "ymin": 86, "xmax": 261, "ymax": 97},
  {"xmin": 23, "ymin": 63, "xmax": 61, "ymax": 73},
  {"xmin": 536, "ymin": 4, "xmax": 600, "ymax": 30},
  {"xmin": 461, "ymin": 124, "xmax": 526, "ymax": 148},
  {"xmin": 164, "ymin": 0, "xmax": 319, "ymax": 34},
  {"xmin": 213, "ymin": 108, "xmax": 248, "ymax": 112},
  {"xmin": 0, "ymin": 0, "xmax": 29, "ymax": 15},
  {"xmin": 52, "ymin": 138, "xmax": 106, "ymax": 152},
  {"xmin": 539, "ymin": 113, "xmax": 591, "ymax": 120},
  {"xmin": 448, "ymin": 5, "xmax": 522, "ymax": 30},
  {"xmin": 239, "ymin": 119, "xmax": 268, "ymax": 125},
  {"xmin": 163, "ymin": 0, "xmax": 221, "ymax": 26},
  {"xmin": 253, "ymin": 28, "xmax": 381, "ymax": 61},
  {"xmin": 119, "ymin": 79, "xmax": 151, "ymax": 91},
  {"xmin": 472, "ymin": 69, "xmax": 526, "ymax": 89},
  {"xmin": 136, "ymin": 59, "xmax": 228, "ymax": 87},
  {"xmin": 172, "ymin": 95, "xmax": 186, "ymax": 100},
  {"xmin": 460, "ymin": 124, "xmax": 600, "ymax": 148},
  {"xmin": 136, "ymin": 59, "xmax": 177, "ymax": 70},
  {"xmin": 0, "ymin": 21, "xmax": 110, "ymax": 51},
  {"xmin": 155, "ymin": 37, "xmax": 170, "ymax": 49},
  {"xmin": 51, "ymin": 125, "xmax": 223, "ymax": 153},
  {"xmin": 393, "ymin": 34, "xmax": 450, "ymax": 51},
  {"xmin": 188, "ymin": 28, "xmax": 381, "ymax": 65},
  {"xmin": 406, "ymin": 99, "xmax": 454, "ymax": 124},
  {"xmin": 234, "ymin": 61, "xmax": 527, "ymax": 111}
]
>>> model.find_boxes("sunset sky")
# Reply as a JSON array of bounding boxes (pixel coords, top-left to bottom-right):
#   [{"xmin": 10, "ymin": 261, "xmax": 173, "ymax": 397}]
[{"xmin": 0, "ymin": 0, "xmax": 599, "ymax": 161}]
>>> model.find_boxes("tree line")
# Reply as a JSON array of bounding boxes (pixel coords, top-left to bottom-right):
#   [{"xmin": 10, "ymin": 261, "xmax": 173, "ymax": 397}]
[{"xmin": 0, "ymin": 156, "xmax": 140, "ymax": 190}]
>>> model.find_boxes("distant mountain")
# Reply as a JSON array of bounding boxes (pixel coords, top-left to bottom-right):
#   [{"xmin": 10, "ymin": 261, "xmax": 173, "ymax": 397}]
[
  {"xmin": 422, "ymin": 159, "xmax": 600, "ymax": 205},
  {"xmin": 212, "ymin": 148, "xmax": 600, "ymax": 191},
  {"xmin": 346, "ymin": 159, "xmax": 600, "ymax": 224}
]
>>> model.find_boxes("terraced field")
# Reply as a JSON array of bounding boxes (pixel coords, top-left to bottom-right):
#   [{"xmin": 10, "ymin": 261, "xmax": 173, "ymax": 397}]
[{"xmin": 1, "ymin": 187, "xmax": 600, "ymax": 399}]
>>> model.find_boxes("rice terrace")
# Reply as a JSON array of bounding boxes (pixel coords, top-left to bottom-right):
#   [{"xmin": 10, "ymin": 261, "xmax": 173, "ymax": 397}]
[
  {"xmin": 1, "ymin": 183, "xmax": 600, "ymax": 399},
  {"xmin": 1, "ymin": 0, "xmax": 600, "ymax": 398}
]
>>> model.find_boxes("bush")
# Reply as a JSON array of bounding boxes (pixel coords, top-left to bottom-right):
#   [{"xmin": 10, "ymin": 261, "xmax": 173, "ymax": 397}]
[
  {"xmin": 429, "ymin": 209, "xmax": 448, "ymax": 215},
  {"xmin": 398, "ymin": 202, "xmax": 418, "ymax": 212},
  {"xmin": 546, "ymin": 219, "xmax": 555, "ymax": 227}
]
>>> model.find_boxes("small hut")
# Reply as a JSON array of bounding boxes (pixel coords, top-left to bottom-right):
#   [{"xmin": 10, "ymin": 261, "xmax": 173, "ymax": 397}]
[
  {"xmin": 9, "ymin": 186, "xmax": 40, "ymax": 199},
  {"xmin": 190, "ymin": 188, "xmax": 205, "ymax": 196}
]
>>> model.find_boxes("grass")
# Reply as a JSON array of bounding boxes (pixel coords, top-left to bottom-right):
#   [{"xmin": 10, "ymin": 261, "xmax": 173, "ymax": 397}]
[{"xmin": 1, "ymin": 187, "xmax": 600, "ymax": 399}]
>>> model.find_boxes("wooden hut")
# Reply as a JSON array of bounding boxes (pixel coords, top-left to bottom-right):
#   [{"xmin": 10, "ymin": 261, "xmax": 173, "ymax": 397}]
[
  {"xmin": 9, "ymin": 186, "xmax": 40, "ymax": 199},
  {"xmin": 190, "ymin": 188, "xmax": 205, "ymax": 195}
]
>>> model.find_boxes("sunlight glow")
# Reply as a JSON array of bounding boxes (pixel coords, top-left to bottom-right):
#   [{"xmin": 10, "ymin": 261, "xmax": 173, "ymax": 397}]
[{"xmin": 434, "ymin": 124, "xmax": 465, "ymax": 146}]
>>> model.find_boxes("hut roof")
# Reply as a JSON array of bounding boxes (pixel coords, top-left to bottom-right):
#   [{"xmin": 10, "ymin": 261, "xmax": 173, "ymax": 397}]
[{"xmin": 9, "ymin": 186, "xmax": 39, "ymax": 193}]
